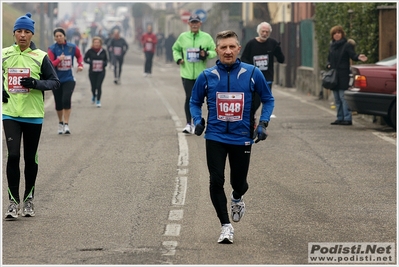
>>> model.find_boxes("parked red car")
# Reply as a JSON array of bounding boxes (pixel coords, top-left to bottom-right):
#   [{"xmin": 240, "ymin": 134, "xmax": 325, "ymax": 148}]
[{"xmin": 344, "ymin": 55, "xmax": 397, "ymax": 129}]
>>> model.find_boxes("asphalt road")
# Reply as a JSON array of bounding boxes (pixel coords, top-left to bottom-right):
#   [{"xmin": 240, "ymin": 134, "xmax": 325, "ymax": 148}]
[{"xmin": 2, "ymin": 44, "xmax": 396, "ymax": 266}]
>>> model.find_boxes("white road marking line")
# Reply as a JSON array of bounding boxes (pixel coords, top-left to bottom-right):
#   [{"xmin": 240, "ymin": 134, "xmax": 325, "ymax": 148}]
[
  {"xmin": 172, "ymin": 177, "xmax": 187, "ymax": 206},
  {"xmin": 162, "ymin": 241, "xmax": 178, "ymax": 256},
  {"xmin": 153, "ymin": 87, "xmax": 189, "ymax": 259},
  {"xmin": 372, "ymin": 132, "xmax": 396, "ymax": 146},
  {"xmin": 177, "ymin": 168, "xmax": 188, "ymax": 175},
  {"xmin": 168, "ymin": 210, "xmax": 184, "ymax": 221},
  {"xmin": 177, "ymin": 133, "xmax": 189, "ymax": 166},
  {"xmin": 154, "ymin": 87, "xmax": 182, "ymax": 128},
  {"xmin": 164, "ymin": 224, "xmax": 181, "ymax": 236}
]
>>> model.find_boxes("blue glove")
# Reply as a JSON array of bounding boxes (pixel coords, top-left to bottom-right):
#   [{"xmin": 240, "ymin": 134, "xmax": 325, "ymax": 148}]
[
  {"xmin": 254, "ymin": 121, "xmax": 268, "ymax": 143},
  {"xmin": 194, "ymin": 118, "xmax": 205, "ymax": 136},
  {"xmin": 20, "ymin": 77, "xmax": 37, "ymax": 88}
]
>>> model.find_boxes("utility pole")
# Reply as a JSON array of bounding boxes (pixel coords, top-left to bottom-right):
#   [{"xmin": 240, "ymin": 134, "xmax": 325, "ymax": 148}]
[
  {"xmin": 48, "ymin": 2, "xmax": 55, "ymax": 47},
  {"xmin": 39, "ymin": 3, "xmax": 45, "ymax": 50}
]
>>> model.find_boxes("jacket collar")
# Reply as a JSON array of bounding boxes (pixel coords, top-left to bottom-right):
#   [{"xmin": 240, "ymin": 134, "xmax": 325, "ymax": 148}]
[
  {"xmin": 216, "ymin": 58, "xmax": 241, "ymax": 71},
  {"xmin": 331, "ymin": 37, "xmax": 347, "ymax": 49},
  {"xmin": 13, "ymin": 41, "xmax": 37, "ymax": 52}
]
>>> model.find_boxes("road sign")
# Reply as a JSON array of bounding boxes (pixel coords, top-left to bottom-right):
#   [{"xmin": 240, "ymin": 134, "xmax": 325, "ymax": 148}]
[
  {"xmin": 181, "ymin": 11, "xmax": 191, "ymax": 24},
  {"xmin": 194, "ymin": 9, "xmax": 207, "ymax": 23}
]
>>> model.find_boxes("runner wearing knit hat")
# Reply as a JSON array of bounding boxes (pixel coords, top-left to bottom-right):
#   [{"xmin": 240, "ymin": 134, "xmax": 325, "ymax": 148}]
[
  {"xmin": 13, "ymin": 13, "xmax": 35, "ymax": 34},
  {"xmin": 3, "ymin": 13, "xmax": 60, "ymax": 220}
]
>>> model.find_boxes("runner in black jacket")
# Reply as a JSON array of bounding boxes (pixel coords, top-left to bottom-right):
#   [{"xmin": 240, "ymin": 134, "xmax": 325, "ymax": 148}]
[
  {"xmin": 84, "ymin": 36, "xmax": 108, "ymax": 107},
  {"xmin": 108, "ymin": 30, "xmax": 129, "ymax": 84},
  {"xmin": 241, "ymin": 22, "xmax": 284, "ymax": 114}
]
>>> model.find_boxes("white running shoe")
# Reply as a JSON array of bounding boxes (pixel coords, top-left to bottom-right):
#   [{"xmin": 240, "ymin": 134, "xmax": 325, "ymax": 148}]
[
  {"xmin": 58, "ymin": 123, "xmax": 64, "ymax": 134},
  {"xmin": 64, "ymin": 124, "xmax": 70, "ymax": 134},
  {"xmin": 231, "ymin": 192, "xmax": 246, "ymax": 222},
  {"xmin": 5, "ymin": 201, "xmax": 19, "ymax": 219},
  {"xmin": 218, "ymin": 224, "xmax": 234, "ymax": 244},
  {"xmin": 21, "ymin": 199, "xmax": 35, "ymax": 217},
  {"xmin": 96, "ymin": 100, "xmax": 101, "ymax": 108},
  {"xmin": 182, "ymin": 124, "xmax": 193, "ymax": 134}
]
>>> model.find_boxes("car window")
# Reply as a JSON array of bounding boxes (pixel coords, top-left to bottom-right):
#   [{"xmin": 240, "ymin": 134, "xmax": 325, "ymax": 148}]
[{"xmin": 376, "ymin": 55, "xmax": 396, "ymax": 66}]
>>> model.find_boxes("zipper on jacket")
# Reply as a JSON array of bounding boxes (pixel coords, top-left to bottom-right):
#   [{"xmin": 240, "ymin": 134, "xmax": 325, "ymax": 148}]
[
  {"xmin": 192, "ymin": 34, "xmax": 196, "ymax": 80},
  {"xmin": 226, "ymin": 70, "xmax": 230, "ymax": 133}
]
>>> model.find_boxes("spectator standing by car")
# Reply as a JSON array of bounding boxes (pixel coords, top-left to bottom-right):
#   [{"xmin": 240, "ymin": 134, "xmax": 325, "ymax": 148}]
[
  {"xmin": 327, "ymin": 25, "xmax": 367, "ymax": 126},
  {"xmin": 241, "ymin": 22, "xmax": 284, "ymax": 118},
  {"xmin": 141, "ymin": 24, "xmax": 157, "ymax": 77},
  {"xmin": 48, "ymin": 27, "xmax": 84, "ymax": 135},
  {"xmin": 190, "ymin": 30, "xmax": 274, "ymax": 244},
  {"xmin": 84, "ymin": 36, "xmax": 108, "ymax": 107},
  {"xmin": 172, "ymin": 15, "xmax": 217, "ymax": 134},
  {"xmin": 109, "ymin": 29, "xmax": 129, "ymax": 84},
  {"xmin": 2, "ymin": 13, "xmax": 60, "ymax": 219}
]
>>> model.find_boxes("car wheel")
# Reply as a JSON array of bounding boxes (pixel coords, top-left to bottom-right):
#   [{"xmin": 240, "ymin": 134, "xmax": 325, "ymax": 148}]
[
  {"xmin": 383, "ymin": 116, "xmax": 394, "ymax": 128},
  {"xmin": 389, "ymin": 100, "xmax": 396, "ymax": 130}
]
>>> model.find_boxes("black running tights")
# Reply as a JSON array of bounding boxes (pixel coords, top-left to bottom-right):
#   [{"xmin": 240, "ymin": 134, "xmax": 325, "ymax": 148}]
[
  {"xmin": 114, "ymin": 56, "xmax": 124, "ymax": 79},
  {"xmin": 53, "ymin": 81, "xmax": 75, "ymax": 110},
  {"xmin": 206, "ymin": 139, "xmax": 251, "ymax": 225},
  {"xmin": 3, "ymin": 120, "xmax": 42, "ymax": 203},
  {"xmin": 89, "ymin": 71, "xmax": 105, "ymax": 101},
  {"xmin": 182, "ymin": 78, "xmax": 196, "ymax": 124}
]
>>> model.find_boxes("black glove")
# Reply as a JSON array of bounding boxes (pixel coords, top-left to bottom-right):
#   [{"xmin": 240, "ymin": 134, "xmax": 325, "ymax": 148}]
[
  {"xmin": 2, "ymin": 90, "xmax": 10, "ymax": 103},
  {"xmin": 254, "ymin": 121, "xmax": 268, "ymax": 143},
  {"xmin": 20, "ymin": 77, "xmax": 37, "ymax": 88},
  {"xmin": 194, "ymin": 118, "xmax": 205, "ymax": 136},
  {"xmin": 274, "ymin": 44, "xmax": 282, "ymax": 54},
  {"xmin": 198, "ymin": 46, "xmax": 208, "ymax": 61}
]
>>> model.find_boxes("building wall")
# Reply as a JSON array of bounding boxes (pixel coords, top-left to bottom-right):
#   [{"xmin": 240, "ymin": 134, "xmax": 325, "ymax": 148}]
[
  {"xmin": 268, "ymin": 3, "xmax": 292, "ymax": 24},
  {"xmin": 292, "ymin": 3, "xmax": 315, "ymax": 23},
  {"xmin": 378, "ymin": 6, "xmax": 397, "ymax": 60}
]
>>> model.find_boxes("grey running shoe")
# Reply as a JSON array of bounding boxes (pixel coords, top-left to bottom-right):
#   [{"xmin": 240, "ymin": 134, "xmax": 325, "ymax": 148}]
[
  {"xmin": 64, "ymin": 124, "xmax": 70, "ymax": 134},
  {"xmin": 21, "ymin": 199, "xmax": 35, "ymax": 217},
  {"xmin": 58, "ymin": 123, "xmax": 64, "ymax": 134},
  {"xmin": 231, "ymin": 193, "xmax": 246, "ymax": 222},
  {"xmin": 218, "ymin": 224, "xmax": 234, "ymax": 244},
  {"xmin": 5, "ymin": 201, "xmax": 19, "ymax": 219}
]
